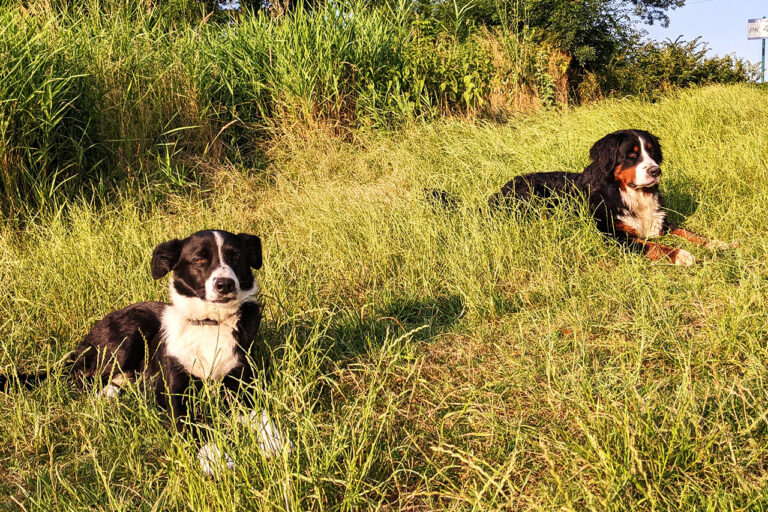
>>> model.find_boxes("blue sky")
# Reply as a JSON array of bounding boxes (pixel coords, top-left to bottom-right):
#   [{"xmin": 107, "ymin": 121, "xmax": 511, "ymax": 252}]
[{"xmin": 642, "ymin": 0, "xmax": 766, "ymax": 65}]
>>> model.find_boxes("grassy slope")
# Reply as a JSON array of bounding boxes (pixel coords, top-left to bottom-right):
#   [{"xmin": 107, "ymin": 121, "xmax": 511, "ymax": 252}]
[{"xmin": 1, "ymin": 84, "xmax": 768, "ymax": 510}]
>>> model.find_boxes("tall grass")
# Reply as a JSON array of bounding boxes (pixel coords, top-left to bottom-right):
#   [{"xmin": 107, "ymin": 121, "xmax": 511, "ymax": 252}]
[
  {"xmin": 0, "ymin": 1, "xmax": 566, "ymax": 217},
  {"xmin": 1, "ymin": 84, "xmax": 768, "ymax": 509},
  {"xmin": 0, "ymin": 3, "xmax": 212, "ymax": 216}
]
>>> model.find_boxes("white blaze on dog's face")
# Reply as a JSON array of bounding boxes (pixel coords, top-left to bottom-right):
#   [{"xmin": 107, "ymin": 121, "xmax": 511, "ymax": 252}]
[
  {"xmin": 203, "ymin": 231, "xmax": 243, "ymax": 303},
  {"xmin": 613, "ymin": 133, "xmax": 663, "ymax": 190},
  {"xmin": 150, "ymin": 230, "xmax": 262, "ymax": 318},
  {"xmin": 632, "ymin": 136, "xmax": 662, "ymax": 188}
]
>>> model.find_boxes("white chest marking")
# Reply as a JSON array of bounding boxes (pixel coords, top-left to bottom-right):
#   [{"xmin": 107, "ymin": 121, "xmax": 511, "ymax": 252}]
[
  {"xmin": 161, "ymin": 307, "xmax": 241, "ymax": 381},
  {"xmin": 617, "ymin": 187, "xmax": 666, "ymax": 239}
]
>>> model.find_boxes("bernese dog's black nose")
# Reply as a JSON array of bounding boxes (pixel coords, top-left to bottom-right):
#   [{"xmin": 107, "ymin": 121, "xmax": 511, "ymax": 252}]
[
  {"xmin": 648, "ymin": 166, "xmax": 661, "ymax": 178},
  {"xmin": 214, "ymin": 278, "xmax": 235, "ymax": 294}
]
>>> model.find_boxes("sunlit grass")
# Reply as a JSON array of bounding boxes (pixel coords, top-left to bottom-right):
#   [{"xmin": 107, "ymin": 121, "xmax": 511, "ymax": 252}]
[{"xmin": 1, "ymin": 84, "xmax": 768, "ymax": 509}]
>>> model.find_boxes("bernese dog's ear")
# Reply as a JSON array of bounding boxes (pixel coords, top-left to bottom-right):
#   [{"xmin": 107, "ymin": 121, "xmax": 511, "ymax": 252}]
[
  {"xmin": 237, "ymin": 233, "xmax": 262, "ymax": 270},
  {"xmin": 588, "ymin": 132, "xmax": 624, "ymax": 173},
  {"xmin": 151, "ymin": 238, "xmax": 182, "ymax": 280}
]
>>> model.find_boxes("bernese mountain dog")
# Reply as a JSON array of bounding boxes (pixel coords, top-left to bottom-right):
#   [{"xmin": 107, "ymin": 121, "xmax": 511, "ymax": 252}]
[{"xmin": 486, "ymin": 129, "xmax": 736, "ymax": 265}]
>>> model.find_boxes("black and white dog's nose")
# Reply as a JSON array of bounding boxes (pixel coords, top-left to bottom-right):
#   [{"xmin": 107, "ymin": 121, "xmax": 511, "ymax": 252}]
[
  {"xmin": 214, "ymin": 277, "xmax": 235, "ymax": 295},
  {"xmin": 648, "ymin": 166, "xmax": 661, "ymax": 178}
]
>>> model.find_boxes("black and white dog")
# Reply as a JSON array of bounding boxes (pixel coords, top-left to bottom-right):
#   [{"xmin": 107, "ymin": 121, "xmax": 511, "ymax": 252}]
[{"xmin": 3, "ymin": 229, "xmax": 288, "ymax": 474}]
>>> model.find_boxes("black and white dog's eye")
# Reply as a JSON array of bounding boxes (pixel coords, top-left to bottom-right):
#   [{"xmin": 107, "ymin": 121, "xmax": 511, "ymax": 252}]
[
  {"xmin": 194, "ymin": 257, "xmax": 207, "ymax": 265},
  {"xmin": 628, "ymin": 153, "xmax": 637, "ymax": 158}
]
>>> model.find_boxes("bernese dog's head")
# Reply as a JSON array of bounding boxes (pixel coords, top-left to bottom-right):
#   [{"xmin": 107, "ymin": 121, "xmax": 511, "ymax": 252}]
[{"xmin": 586, "ymin": 129, "xmax": 663, "ymax": 190}]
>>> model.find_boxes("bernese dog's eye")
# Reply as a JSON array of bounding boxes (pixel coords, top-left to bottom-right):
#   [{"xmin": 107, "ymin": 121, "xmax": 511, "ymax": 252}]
[
  {"xmin": 230, "ymin": 252, "xmax": 240, "ymax": 262},
  {"xmin": 628, "ymin": 153, "xmax": 638, "ymax": 159},
  {"xmin": 194, "ymin": 256, "xmax": 207, "ymax": 265}
]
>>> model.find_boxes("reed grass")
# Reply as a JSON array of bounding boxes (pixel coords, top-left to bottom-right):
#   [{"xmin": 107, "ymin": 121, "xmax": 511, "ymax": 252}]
[{"xmin": 0, "ymin": 0, "xmax": 565, "ymax": 217}]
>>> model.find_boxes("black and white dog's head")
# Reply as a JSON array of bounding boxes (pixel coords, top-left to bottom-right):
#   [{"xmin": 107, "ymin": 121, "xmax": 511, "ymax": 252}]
[
  {"xmin": 587, "ymin": 129, "xmax": 663, "ymax": 189},
  {"xmin": 151, "ymin": 230, "xmax": 262, "ymax": 319}
]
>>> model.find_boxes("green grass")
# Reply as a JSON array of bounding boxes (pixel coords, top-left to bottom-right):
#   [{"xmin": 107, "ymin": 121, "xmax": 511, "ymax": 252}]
[
  {"xmin": 0, "ymin": 1, "xmax": 561, "ymax": 216},
  {"xmin": 2, "ymin": 84, "xmax": 768, "ymax": 510}
]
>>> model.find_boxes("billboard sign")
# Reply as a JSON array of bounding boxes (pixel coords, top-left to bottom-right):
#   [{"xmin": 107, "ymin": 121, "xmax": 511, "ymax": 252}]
[{"xmin": 748, "ymin": 18, "xmax": 768, "ymax": 39}]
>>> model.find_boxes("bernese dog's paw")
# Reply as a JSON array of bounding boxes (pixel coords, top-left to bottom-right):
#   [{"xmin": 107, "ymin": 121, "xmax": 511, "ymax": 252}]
[
  {"xmin": 240, "ymin": 409, "xmax": 292, "ymax": 458},
  {"xmin": 705, "ymin": 239, "xmax": 738, "ymax": 250},
  {"xmin": 673, "ymin": 249, "xmax": 695, "ymax": 267}
]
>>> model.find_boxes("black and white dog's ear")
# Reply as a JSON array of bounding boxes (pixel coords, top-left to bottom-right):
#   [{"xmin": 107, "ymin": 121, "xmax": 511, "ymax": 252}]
[
  {"xmin": 151, "ymin": 239, "xmax": 182, "ymax": 279},
  {"xmin": 589, "ymin": 132, "xmax": 623, "ymax": 173},
  {"xmin": 237, "ymin": 233, "xmax": 262, "ymax": 270}
]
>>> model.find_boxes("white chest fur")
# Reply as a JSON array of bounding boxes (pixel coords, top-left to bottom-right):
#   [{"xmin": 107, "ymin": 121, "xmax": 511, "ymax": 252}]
[
  {"xmin": 618, "ymin": 187, "xmax": 666, "ymax": 239},
  {"xmin": 161, "ymin": 307, "xmax": 242, "ymax": 381}
]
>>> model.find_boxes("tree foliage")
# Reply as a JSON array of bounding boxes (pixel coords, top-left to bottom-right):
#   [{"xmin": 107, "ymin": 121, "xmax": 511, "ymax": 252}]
[
  {"xmin": 605, "ymin": 36, "xmax": 758, "ymax": 96},
  {"xmin": 407, "ymin": 0, "xmax": 688, "ymax": 71},
  {"xmin": 629, "ymin": 0, "xmax": 685, "ymax": 26}
]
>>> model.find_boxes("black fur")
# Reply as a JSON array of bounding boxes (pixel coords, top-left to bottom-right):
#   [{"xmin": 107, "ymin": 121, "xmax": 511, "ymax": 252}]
[
  {"xmin": 0, "ymin": 371, "xmax": 48, "ymax": 391},
  {"xmin": 69, "ymin": 301, "xmax": 166, "ymax": 382},
  {"xmin": 488, "ymin": 129, "xmax": 665, "ymax": 240},
  {"xmin": 425, "ymin": 188, "xmax": 460, "ymax": 211}
]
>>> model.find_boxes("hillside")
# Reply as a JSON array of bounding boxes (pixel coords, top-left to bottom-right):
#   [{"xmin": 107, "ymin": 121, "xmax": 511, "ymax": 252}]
[{"xmin": 1, "ymin": 84, "xmax": 768, "ymax": 510}]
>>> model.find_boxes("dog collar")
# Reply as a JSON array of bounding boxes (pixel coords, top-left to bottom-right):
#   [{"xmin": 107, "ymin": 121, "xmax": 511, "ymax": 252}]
[{"xmin": 189, "ymin": 318, "xmax": 220, "ymax": 326}]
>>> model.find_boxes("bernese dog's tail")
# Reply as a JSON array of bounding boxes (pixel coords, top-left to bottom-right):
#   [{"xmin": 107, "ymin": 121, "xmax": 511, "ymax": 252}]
[
  {"xmin": 426, "ymin": 188, "xmax": 515, "ymax": 214},
  {"xmin": 424, "ymin": 188, "xmax": 461, "ymax": 210}
]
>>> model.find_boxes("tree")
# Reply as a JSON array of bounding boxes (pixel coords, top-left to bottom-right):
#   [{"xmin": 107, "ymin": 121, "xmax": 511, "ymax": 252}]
[
  {"xmin": 525, "ymin": 0, "xmax": 685, "ymax": 70},
  {"xmin": 388, "ymin": 0, "xmax": 686, "ymax": 71},
  {"xmin": 629, "ymin": 0, "xmax": 685, "ymax": 26}
]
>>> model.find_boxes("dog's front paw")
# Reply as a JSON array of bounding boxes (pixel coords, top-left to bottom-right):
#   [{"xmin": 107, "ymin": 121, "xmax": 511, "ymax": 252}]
[
  {"xmin": 673, "ymin": 249, "xmax": 695, "ymax": 267},
  {"xmin": 240, "ymin": 409, "xmax": 293, "ymax": 458},
  {"xmin": 197, "ymin": 442, "xmax": 235, "ymax": 477}
]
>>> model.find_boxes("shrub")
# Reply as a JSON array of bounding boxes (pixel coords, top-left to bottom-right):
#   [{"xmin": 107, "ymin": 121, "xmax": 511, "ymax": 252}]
[
  {"xmin": 0, "ymin": 13, "xmax": 89, "ymax": 213},
  {"xmin": 0, "ymin": 5, "xmax": 214, "ymax": 217},
  {"xmin": 603, "ymin": 36, "xmax": 758, "ymax": 98}
]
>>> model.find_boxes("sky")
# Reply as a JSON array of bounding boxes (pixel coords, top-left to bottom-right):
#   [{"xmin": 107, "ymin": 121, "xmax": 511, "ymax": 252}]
[{"xmin": 642, "ymin": 0, "xmax": 766, "ymax": 66}]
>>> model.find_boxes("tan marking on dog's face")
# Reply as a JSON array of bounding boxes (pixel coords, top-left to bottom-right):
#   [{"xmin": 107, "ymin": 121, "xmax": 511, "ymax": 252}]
[{"xmin": 614, "ymin": 164, "xmax": 637, "ymax": 190}]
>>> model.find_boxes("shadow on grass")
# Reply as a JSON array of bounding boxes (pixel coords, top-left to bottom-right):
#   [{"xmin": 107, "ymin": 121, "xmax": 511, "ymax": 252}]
[
  {"xmin": 663, "ymin": 175, "xmax": 700, "ymax": 225},
  {"xmin": 333, "ymin": 294, "xmax": 465, "ymax": 357},
  {"xmin": 260, "ymin": 293, "xmax": 465, "ymax": 365}
]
